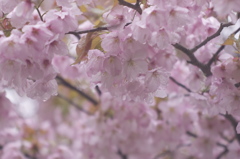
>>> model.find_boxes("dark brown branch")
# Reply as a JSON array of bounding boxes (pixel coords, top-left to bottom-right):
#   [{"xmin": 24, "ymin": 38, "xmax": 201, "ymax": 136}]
[
  {"xmin": 117, "ymin": 149, "xmax": 128, "ymax": 159},
  {"xmin": 235, "ymin": 82, "xmax": 240, "ymax": 88},
  {"xmin": 207, "ymin": 45, "xmax": 225, "ymax": 67},
  {"xmin": 56, "ymin": 76, "xmax": 98, "ymax": 106},
  {"xmin": 186, "ymin": 131, "xmax": 198, "ymax": 138},
  {"xmin": 221, "ymin": 113, "xmax": 240, "ymax": 145},
  {"xmin": 35, "ymin": 0, "xmax": 44, "ymax": 22},
  {"xmin": 118, "ymin": 0, "xmax": 142, "ymax": 14},
  {"xmin": 95, "ymin": 85, "xmax": 102, "ymax": 96},
  {"xmin": 172, "ymin": 43, "xmax": 212, "ymax": 76},
  {"xmin": 216, "ymin": 142, "xmax": 229, "ymax": 159},
  {"xmin": 190, "ymin": 23, "xmax": 232, "ymax": 53},
  {"xmin": 173, "ymin": 23, "xmax": 235, "ymax": 77},
  {"xmin": 208, "ymin": 26, "xmax": 240, "ymax": 67},
  {"xmin": 57, "ymin": 94, "xmax": 90, "ymax": 115},
  {"xmin": 67, "ymin": 27, "xmax": 108, "ymax": 36},
  {"xmin": 169, "ymin": 76, "xmax": 192, "ymax": 92},
  {"xmin": 35, "ymin": 7, "xmax": 43, "ymax": 21}
]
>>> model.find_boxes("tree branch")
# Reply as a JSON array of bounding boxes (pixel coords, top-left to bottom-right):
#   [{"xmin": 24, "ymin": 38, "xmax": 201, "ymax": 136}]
[
  {"xmin": 35, "ymin": 0, "xmax": 45, "ymax": 22},
  {"xmin": 172, "ymin": 43, "xmax": 212, "ymax": 76},
  {"xmin": 190, "ymin": 23, "xmax": 232, "ymax": 53},
  {"xmin": 118, "ymin": 0, "xmax": 142, "ymax": 14},
  {"xmin": 173, "ymin": 23, "xmax": 235, "ymax": 77},
  {"xmin": 57, "ymin": 93, "xmax": 90, "ymax": 115},
  {"xmin": 117, "ymin": 149, "xmax": 128, "ymax": 159},
  {"xmin": 235, "ymin": 82, "xmax": 240, "ymax": 88},
  {"xmin": 169, "ymin": 76, "xmax": 192, "ymax": 92},
  {"xmin": 67, "ymin": 27, "xmax": 108, "ymax": 36},
  {"xmin": 221, "ymin": 113, "xmax": 240, "ymax": 145},
  {"xmin": 56, "ymin": 76, "xmax": 98, "ymax": 106},
  {"xmin": 186, "ymin": 131, "xmax": 198, "ymax": 138},
  {"xmin": 216, "ymin": 142, "xmax": 229, "ymax": 159},
  {"xmin": 95, "ymin": 85, "xmax": 102, "ymax": 96},
  {"xmin": 207, "ymin": 45, "xmax": 225, "ymax": 67}
]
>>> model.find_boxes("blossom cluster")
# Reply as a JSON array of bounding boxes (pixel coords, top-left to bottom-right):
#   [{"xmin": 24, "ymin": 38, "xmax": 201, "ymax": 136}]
[{"xmin": 1, "ymin": 0, "xmax": 240, "ymax": 159}]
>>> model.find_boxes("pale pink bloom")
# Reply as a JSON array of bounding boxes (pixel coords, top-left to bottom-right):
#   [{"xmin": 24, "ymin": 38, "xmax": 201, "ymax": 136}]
[
  {"xmin": 103, "ymin": 56, "xmax": 122, "ymax": 77},
  {"xmin": 122, "ymin": 48, "xmax": 148, "ymax": 81},
  {"xmin": 145, "ymin": 68, "xmax": 169, "ymax": 93},
  {"xmin": 45, "ymin": 35, "xmax": 69, "ymax": 56},
  {"xmin": 212, "ymin": 0, "xmax": 240, "ymax": 17},
  {"xmin": 75, "ymin": 0, "xmax": 92, "ymax": 6},
  {"xmin": 1, "ymin": 141, "xmax": 27, "ymax": 159},
  {"xmin": 52, "ymin": 55, "xmax": 82, "ymax": 79},
  {"xmin": 7, "ymin": 0, "xmax": 34, "ymax": 28},
  {"xmin": 103, "ymin": 5, "xmax": 133, "ymax": 30},
  {"xmin": 0, "ymin": 0, "xmax": 20, "ymax": 13},
  {"xmin": 167, "ymin": 6, "xmax": 189, "ymax": 30},
  {"xmin": 85, "ymin": 49, "xmax": 105, "ymax": 77},
  {"xmin": 21, "ymin": 23, "xmax": 53, "ymax": 51},
  {"xmin": 26, "ymin": 74, "xmax": 58, "ymax": 101},
  {"xmin": 56, "ymin": 0, "xmax": 74, "ymax": 8},
  {"xmin": 132, "ymin": 24, "xmax": 151, "ymax": 44},
  {"xmin": 44, "ymin": 10, "xmax": 78, "ymax": 34},
  {"xmin": 47, "ymin": 145, "xmax": 74, "ymax": 159},
  {"xmin": 101, "ymin": 31, "xmax": 122, "ymax": 55},
  {"xmin": 141, "ymin": 6, "xmax": 167, "ymax": 30},
  {"xmin": 0, "ymin": 30, "xmax": 24, "ymax": 59},
  {"xmin": 150, "ymin": 49, "xmax": 177, "ymax": 71}
]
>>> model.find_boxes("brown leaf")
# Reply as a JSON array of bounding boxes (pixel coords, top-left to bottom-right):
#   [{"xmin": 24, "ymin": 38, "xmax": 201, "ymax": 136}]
[{"xmin": 72, "ymin": 32, "xmax": 93, "ymax": 65}]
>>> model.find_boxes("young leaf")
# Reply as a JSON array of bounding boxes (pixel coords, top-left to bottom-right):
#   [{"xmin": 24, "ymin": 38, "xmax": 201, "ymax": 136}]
[
  {"xmin": 222, "ymin": 34, "xmax": 236, "ymax": 45},
  {"xmin": 72, "ymin": 32, "xmax": 93, "ymax": 65}
]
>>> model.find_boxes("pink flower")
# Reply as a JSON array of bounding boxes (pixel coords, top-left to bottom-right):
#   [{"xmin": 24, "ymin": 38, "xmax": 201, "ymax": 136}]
[
  {"xmin": 103, "ymin": 56, "xmax": 122, "ymax": 77},
  {"xmin": 7, "ymin": 0, "xmax": 34, "ymax": 28},
  {"xmin": 145, "ymin": 68, "xmax": 169, "ymax": 93}
]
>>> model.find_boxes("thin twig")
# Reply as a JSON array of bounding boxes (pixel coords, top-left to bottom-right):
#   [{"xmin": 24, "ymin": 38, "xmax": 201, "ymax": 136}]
[
  {"xmin": 35, "ymin": 7, "xmax": 43, "ymax": 21},
  {"xmin": 67, "ymin": 27, "xmax": 108, "ymax": 36},
  {"xmin": 186, "ymin": 131, "xmax": 198, "ymax": 138},
  {"xmin": 207, "ymin": 45, "xmax": 225, "ymax": 67},
  {"xmin": 117, "ymin": 149, "xmax": 128, "ymax": 159},
  {"xmin": 190, "ymin": 23, "xmax": 232, "ymax": 53},
  {"xmin": 169, "ymin": 76, "xmax": 192, "ymax": 92},
  {"xmin": 216, "ymin": 142, "xmax": 229, "ymax": 159},
  {"xmin": 56, "ymin": 76, "xmax": 98, "ymax": 106},
  {"xmin": 95, "ymin": 85, "xmax": 102, "ymax": 96},
  {"xmin": 57, "ymin": 94, "xmax": 90, "ymax": 115},
  {"xmin": 207, "ymin": 26, "xmax": 240, "ymax": 67},
  {"xmin": 35, "ymin": 0, "xmax": 44, "ymax": 22},
  {"xmin": 118, "ymin": 0, "xmax": 142, "ymax": 14},
  {"xmin": 221, "ymin": 113, "xmax": 240, "ymax": 145},
  {"xmin": 173, "ymin": 23, "xmax": 234, "ymax": 77},
  {"xmin": 172, "ymin": 43, "xmax": 212, "ymax": 76}
]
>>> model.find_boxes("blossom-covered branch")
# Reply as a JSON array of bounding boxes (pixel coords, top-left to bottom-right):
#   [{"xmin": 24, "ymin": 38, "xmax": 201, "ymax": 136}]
[{"xmin": 191, "ymin": 23, "xmax": 232, "ymax": 53}]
